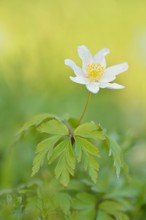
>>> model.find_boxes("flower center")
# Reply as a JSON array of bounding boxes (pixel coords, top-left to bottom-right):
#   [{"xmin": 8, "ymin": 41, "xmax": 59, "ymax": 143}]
[{"xmin": 87, "ymin": 64, "xmax": 105, "ymax": 81}]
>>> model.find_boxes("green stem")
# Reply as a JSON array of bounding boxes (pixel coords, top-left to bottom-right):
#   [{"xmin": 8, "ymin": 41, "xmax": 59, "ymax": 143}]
[{"xmin": 77, "ymin": 92, "xmax": 91, "ymax": 126}]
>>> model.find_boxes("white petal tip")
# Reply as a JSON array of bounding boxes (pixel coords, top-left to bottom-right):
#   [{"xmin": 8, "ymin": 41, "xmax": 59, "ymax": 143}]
[
  {"xmin": 118, "ymin": 62, "xmax": 128, "ymax": 72},
  {"xmin": 91, "ymin": 90, "xmax": 100, "ymax": 94},
  {"xmin": 86, "ymin": 89, "xmax": 99, "ymax": 94},
  {"xmin": 69, "ymin": 76, "xmax": 74, "ymax": 80},
  {"xmin": 123, "ymin": 62, "xmax": 129, "ymax": 71},
  {"xmin": 112, "ymin": 84, "xmax": 125, "ymax": 89},
  {"xmin": 104, "ymin": 48, "xmax": 110, "ymax": 55},
  {"xmin": 119, "ymin": 85, "xmax": 125, "ymax": 89},
  {"xmin": 77, "ymin": 45, "xmax": 89, "ymax": 54},
  {"xmin": 77, "ymin": 45, "xmax": 86, "ymax": 49},
  {"xmin": 103, "ymin": 83, "xmax": 125, "ymax": 90},
  {"xmin": 69, "ymin": 76, "xmax": 77, "ymax": 83},
  {"xmin": 86, "ymin": 84, "xmax": 100, "ymax": 94},
  {"xmin": 64, "ymin": 59, "xmax": 70, "ymax": 65},
  {"xmin": 98, "ymin": 48, "xmax": 110, "ymax": 56},
  {"xmin": 69, "ymin": 76, "xmax": 89, "ymax": 85}
]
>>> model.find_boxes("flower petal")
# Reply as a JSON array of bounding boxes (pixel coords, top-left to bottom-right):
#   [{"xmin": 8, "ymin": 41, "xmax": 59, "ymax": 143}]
[
  {"xmin": 86, "ymin": 82, "xmax": 100, "ymax": 93},
  {"xmin": 99, "ymin": 72, "xmax": 116, "ymax": 83},
  {"xmin": 99, "ymin": 82, "xmax": 124, "ymax": 89},
  {"xmin": 70, "ymin": 76, "xmax": 89, "ymax": 85},
  {"xmin": 105, "ymin": 62, "xmax": 128, "ymax": 76},
  {"xmin": 77, "ymin": 45, "xmax": 93, "ymax": 73},
  {"xmin": 100, "ymin": 62, "xmax": 128, "ymax": 83},
  {"xmin": 93, "ymin": 48, "xmax": 110, "ymax": 67},
  {"xmin": 65, "ymin": 59, "xmax": 83, "ymax": 77}
]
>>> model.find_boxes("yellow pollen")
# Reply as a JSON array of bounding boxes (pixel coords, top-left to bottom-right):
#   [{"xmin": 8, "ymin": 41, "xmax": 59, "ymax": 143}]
[{"xmin": 87, "ymin": 64, "xmax": 105, "ymax": 81}]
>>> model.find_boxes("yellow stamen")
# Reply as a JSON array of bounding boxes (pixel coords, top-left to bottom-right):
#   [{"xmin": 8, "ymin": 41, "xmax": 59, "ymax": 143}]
[{"xmin": 87, "ymin": 64, "xmax": 105, "ymax": 81}]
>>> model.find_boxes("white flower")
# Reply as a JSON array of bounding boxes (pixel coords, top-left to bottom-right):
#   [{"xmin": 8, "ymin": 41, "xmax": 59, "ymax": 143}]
[{"xmin": 65, "ymin": 45, "xmax": 128, "ymax": 94}]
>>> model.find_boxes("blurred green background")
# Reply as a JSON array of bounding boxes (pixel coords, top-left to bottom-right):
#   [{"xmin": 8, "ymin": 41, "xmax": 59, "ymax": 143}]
[{"xmin": 0, "ymin": 0, "xmax": 146, "ymax": 188}]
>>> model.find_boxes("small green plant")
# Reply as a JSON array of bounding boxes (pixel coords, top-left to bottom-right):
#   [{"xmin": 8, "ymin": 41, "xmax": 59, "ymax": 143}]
[
  {"xmin": 17, "ymin": 45, "xmax": 128, "ymax": 189},
  {"xmin": 1, "ymin": 46, "xmax": 146, "ymax": 220},
  {"xmin": 17, "ymin": 113, "xmax": 123, "ymax": 187}
]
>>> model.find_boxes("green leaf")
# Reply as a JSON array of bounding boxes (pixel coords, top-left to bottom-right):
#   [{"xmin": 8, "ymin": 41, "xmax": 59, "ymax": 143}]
[
  {"xmin": 75, "ymin": 137, "xmax": 100, "ymax": 183},
  {"xmin": 74, "ymin": 139, "xmax": 82, "ymax": 162},
  {"xmin": 76, "ymin": 137, "xmax": 100, "ymax": 157},
  {"xmin": 37, "ymin": 119, "xmax": 68, "ymax": 136},
  {"xmin": 96, "ymin": 211, "xmax": 113, "ymax": 220},
  {"xmin": 106, "ymin": 186, "xmax": 139, "ymax": 201},
  {"xmin": 82, "ymin": 153, "xmax": 89, "ymax": 171},
  {"xmin": 99, "ymin": 200, "xmax": 125, "ymax": 215},
  {"xmin": 107, "ymin": 137, "xmax": 123, "ymax": 178},
  {"xmin": 32, "ymin": 135, "xmax": 60, "ymax": 176},
  {"xmin": 66, "ymin": 141, "xmax": 76, "ymax": 174},
  {"xmin": 68, "ymin": 180, "xmax": 87, "ymax": 192},
  {"xmin": 115, "ymin": 212, "xmax": 129, "ymax": 220},
  {"xmin": 87, "ymin": 154, "xmax": 99, "ymax": 183},
  {"xmin": 49, "ymin": 138, "xmax": 69, "ymax": 164},
  {"xmin": 98, "ymin": 208, "xmax": 129, "ymax": 220},
  {"xmin": 55, "ymin": 156, "xmax": 66, "ymax": 179},
  {"xmin": 68, "ymin": 117, "xmax": 79, "ymax": 129},
  {"xmin": 49, "ymin": 138, "xmax": 75, "ymax": 186},
  {"xmin": 73, "ymin": 193, "xmax": 96, "ymax": 210},
  {"xmin": 59, "ymin": 167, "xmax": 70, "ymax": 187},
  {"xmin": 72, "ymin": 193, "xmax": 97, "ymax": 220},
  {"xmin": 71, "ymin": 209, "xmax": 96, "ymax": 220},
  {"xmin": 53, "ymin": 192, "xmax": 72, "ymax": 215},
  {"xmin": 74, "ymin": 122, "xmax": 105, "ymax": 140},
  {"xmin": 17, "ymin": 113, "xmax": 55, "ymax": 135}
]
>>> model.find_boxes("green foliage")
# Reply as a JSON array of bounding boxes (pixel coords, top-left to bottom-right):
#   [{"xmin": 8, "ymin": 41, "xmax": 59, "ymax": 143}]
[
  {"xmin": 10, "ymin": 113, "xmax": 146, "ymax": 220},
  {"xmin": 17, "ymin": 113, "xmax": 56, "ymax": 135},
  {"xmin": 50, "ymin": 138, "xmax": 75, "ymax": 186},
  {"xmin": 37, "ymin": 119, "xmax": 69, "ymax": 135},
  {"xmin": 1, "ymin": 173, "xmax": 145, "ymax": 220},
  {"xmin": 30, "ymin": 117, "xmax": 108, "ymax": 186},
  {"xmin": 97, "ymin": 211, "xmax": 113, "ymax": 220},
  {"xmin": 73, "ymin": 121, "xmax": 107, "ymax": 184},
  {"xmin": 31, "ymin": 118, "xmax": 75, "ymax": 186},
  {"xmin": 32, "ymin": 135, "xmax": 61, "ymax": 176},
  {"xmin": 99, "ymin": 200, "xmax": 129, "ymax": 220},
  {"xmin": 53, "ymin": 192, "xmax": 72, "ymax": 215},
  {"xmin": 18, "ymin": 114, "xmax": 125, "ymax": 187},
  {"xmin": 74, "ymin": 122, "xmax": 105, "ymax": 140},
  {"xmin": 107, "ymin": 137, "xmax": 124, "ymax": 178},
  {"xmin": 75, "ymin": 137, "xmax": 100, "ymax": 183},
  {"xmin": 0, "ymin": 178, "xmax": 72, "ymax": 220},
  {"xmin": 71, "ymin": 193, "xmax": 97, "ymax": 220}
]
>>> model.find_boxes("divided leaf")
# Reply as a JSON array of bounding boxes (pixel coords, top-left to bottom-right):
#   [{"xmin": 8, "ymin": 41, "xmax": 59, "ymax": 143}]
[
  {"xmin": 76, "ymin": 137, "xmax": 99, "ymax": 157},
  {"xmin": 107, "ymin": 137, "xmax": 123, "ymax": 178},
  {"xmin": 74, "ymin": 139, "xmax": 82, "ymax": 162},
  {"xmin": 37, "ymin": 119, "xmax": 68, "ymax": 136},
  {"xmin": 99, "ymin": 200, "xmax": 125, "ymax": 214},
  {"xmin": 115, "ymin": 212, "xmax": 129, "ymax": 220},
  {"xmin": 72, "ymin": 193, "xmax": 97, "ymax": 220},
  {"xmin": 73, "ymin": 192, "xmax": 97, "ymax": 210},
  {"xmin": 49, "ymin": 138, "xmax": 69, "ymax": 164},
  {"xmin": 74, "ymin": 122, "xmax": 105, "ymax": 141},
  {"xmin": 75, "ymin": 137, "xmax": 100, "ymax": 183},
  {"xmin": 17, "ymin": 113, "xmax": 55, "ymax": 135},
  {"xmin": 32, "ymin": 135, "xmax": 61, "ymax": 176},
  {"xmin": 86, "ymin": 154, "xmax": 100, "ymax": 183},
  {"xmin": 49, "ymin": 138, "xmax": 75, "ymax": 186},
  {"xmin": 99, "ymin": 200, "xmax": 129, "ymax": 220},
  {"xmin": 96, "ymin": 211, "xmax": 113, "ymax": 220},
  {"xmin": 53, "ymin": 192, "xmax": 72, "ymax": 215}
]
